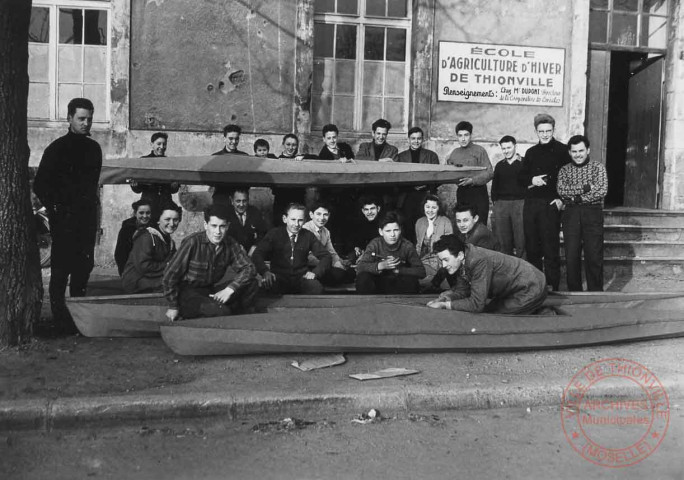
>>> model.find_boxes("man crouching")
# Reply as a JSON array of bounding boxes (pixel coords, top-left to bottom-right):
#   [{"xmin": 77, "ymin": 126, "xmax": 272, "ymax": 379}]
[
  {"xmin": 427, "ymin": 234, "xmax": 547, "ymax": 314},
  {"xmin": 163, "ymin": 204, "xmax": 259, "ymax": 321}
]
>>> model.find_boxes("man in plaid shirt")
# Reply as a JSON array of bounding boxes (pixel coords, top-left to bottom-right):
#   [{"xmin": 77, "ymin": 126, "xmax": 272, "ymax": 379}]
[{"xmin": 163, "ymin": 204, "xmax": 258, "ymax": 321}]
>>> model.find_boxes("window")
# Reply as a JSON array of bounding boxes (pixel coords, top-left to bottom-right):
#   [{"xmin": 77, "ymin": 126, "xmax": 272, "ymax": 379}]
[
  {"xmin": 28, "ymin": 1, "xmax": 110, "ymax": 122},
  {"xmin": 590, "ymin": 0, "xmax": 669, "ymax": 51},
  {"xmin": 312, "ymin": 0, "xmax": 411, "ymax": 132}
]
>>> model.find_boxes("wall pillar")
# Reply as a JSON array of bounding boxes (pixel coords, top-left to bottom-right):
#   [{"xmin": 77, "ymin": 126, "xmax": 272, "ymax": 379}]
[
  {"xmin": 294, "ymin": 0, "xmax": 314, "ymax": 137},
  {"xmin": 661, "ymin": 0, "xmax": 684, "ymax": 210}
]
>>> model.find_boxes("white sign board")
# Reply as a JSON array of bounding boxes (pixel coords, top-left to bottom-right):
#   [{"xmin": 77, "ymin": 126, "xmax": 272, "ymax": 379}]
[{"xmin": 437, "ymin": 41, "xmax": 565, "ymax": 106}]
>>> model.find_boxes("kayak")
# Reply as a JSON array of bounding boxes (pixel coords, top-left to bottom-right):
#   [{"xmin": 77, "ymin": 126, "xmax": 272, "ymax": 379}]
[
  {"xmin": 67, "ymin": 291, "xmax": 684, "ymax": 343},
  {"xmin": 160, "ymin": 295, "xmax": 684, "ymax": 356},
  {"xmin": 99, "ymin": 154, "xmax": 484, "ymax": 187}
]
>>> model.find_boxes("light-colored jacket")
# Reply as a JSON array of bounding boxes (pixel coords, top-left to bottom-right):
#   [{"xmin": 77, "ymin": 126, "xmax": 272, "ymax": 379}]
[{"xmin": 415, "ymin": 215, "xmax": 453, "ymax": 255}]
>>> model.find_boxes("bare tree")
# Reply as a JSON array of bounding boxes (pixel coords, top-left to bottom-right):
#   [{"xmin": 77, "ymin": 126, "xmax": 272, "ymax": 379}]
[{"xmin": 0, "ymin": 0, "xmax": 42, "ymax": 346}]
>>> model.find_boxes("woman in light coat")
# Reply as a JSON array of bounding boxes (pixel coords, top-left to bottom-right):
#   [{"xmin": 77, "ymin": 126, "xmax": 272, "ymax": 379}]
[{"xmin": 415, "ymin": 194, "xmax": 453, "ymax": 285}]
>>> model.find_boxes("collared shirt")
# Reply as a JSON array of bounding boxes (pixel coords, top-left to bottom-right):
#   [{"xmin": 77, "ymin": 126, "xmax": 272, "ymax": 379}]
[
  {"xmin": 162, "ymin": 231, "xmax": 256, "ymax": 308},
  {"xmin": 303, "ymin": 220, "xmax": 343, "ymax": 269}
]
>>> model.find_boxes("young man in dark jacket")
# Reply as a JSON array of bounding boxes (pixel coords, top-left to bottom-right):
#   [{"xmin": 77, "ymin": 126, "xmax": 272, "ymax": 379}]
[
  {"xmin": 518, "ymin": 113, "xmax": 570, "ymax": 291},
  {"xmin": 252, "ymin": 203, "xmax": 332, "ymax": 294},
  {"xmin": 34, "ymin": 97, "xmax": 102, "ymax": 334},
  {"xmin": 427, "ymin": 234, "xmax": 547, "ymax": 314}
]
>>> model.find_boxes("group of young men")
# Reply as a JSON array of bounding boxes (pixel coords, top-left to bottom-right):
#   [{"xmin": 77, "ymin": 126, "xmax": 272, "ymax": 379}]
[{"xmin": 35, "ymin": 97, "xmax": 607, "ymax": 334}]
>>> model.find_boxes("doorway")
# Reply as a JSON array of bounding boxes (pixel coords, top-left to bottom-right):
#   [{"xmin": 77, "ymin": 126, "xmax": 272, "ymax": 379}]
[{"xmin": 586, "ymin": 50, "xmax": 665, "ymax": 208}]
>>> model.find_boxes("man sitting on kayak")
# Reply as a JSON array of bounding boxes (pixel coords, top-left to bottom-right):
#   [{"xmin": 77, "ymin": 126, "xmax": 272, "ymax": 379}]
[
  {"xmin": 427, "ymin": 234, "xmax": 547, "ymax": 314},
  {"xmin": 162, "ymin": 204, "xmax": 259, "ymax": 320}
]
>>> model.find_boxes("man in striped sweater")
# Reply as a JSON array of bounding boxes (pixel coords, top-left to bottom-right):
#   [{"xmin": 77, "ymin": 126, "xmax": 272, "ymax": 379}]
[{"xmin": 556, "ymin": 135, "xmax": 608, "ymax": 291}]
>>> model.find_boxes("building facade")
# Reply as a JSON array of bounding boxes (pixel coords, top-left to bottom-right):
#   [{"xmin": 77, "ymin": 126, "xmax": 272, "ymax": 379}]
[{"xmin": 26, "ymin": 0, "xmax": 683, "ymax": 266}]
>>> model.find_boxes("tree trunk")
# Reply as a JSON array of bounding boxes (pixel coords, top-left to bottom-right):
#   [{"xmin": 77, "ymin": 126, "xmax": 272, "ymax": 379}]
[{"xmin": 0, "ymin": 0, "xmax": 42, "ymax": 346}]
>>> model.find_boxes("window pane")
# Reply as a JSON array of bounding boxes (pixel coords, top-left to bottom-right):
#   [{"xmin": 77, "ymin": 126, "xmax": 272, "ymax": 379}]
[
  {"xmin": 334, "ymin": 59, "xmax": 356, "ymax": 94},
  {"xmin": 28, "ymin": 83, "xmax": 50, "ymax": 119},
  {"xmin": 84, "ymin": 46, "xmax": 107, "ymax": 83},
  {"xmin": 312, "ymin": 94, "xmax": 332, "ymax": 128},
  {"xmin": 642, "ymin": 15, "xmax": 667, "ymax": 48},
  {"xmin": 84, "ymin": 10, "xmax": 107, "ymax": 46},
  {"xmin": 84, "ymin": 84, "xmax": 107, "ymax": 122},
  {"xmin": 363, "ymin": 61, "xmax": 383, "ymax": 95},
  {"xmin": 334, "ymin": 95, "xmax": 354, "ymax": 130},
  {"xmin": 58, "ymin": 45, "xmax": 83, "ymax": 83},
  {"xmin": 590, "ymin": 0, "xmax": 609, "ymax": 8},
  {"xmin": 29, "ymin": 44, "xmax": 49, "ymax": 82},
  {"xmin": 385, "ymin": 62, "xmax": 405, "ymax": 96},
  {"xmin": 315, "ymin": 0, "xmax": 334, "ymax": 13},
  {"xmin": 59, "ymin": 8, "xmax": 82, "ymax": 44},
  {"xmin": 388, "ymin": 0, "xmax": 408, "ymax": 17},
  {"xmin": 366, "ymin": 0, "xmax": 386, "ymax": 16},
  {"xmin": 335, "ymin": 24, "xmax": 356, "ymax": 59},
  {"xmin": 313, "ymin": 59, "xmax": 334, "ymax": 93},
  {"xmin": 644, "ymin": 0, "xmax": 668, "ymax": 15},
  {"xmin": 337, "ymin": 0, "xmax": 358, "ymax": 14},
  {"xmin": 364, "ymin": 26, "xmax": 384, "ymax": 60},
  {"xmin": 29, "ymin": 7, "xmax": 50, "ymax": 43},
  {"xmin": 314, "ymin": 23, "xmax": 334, "ymax": 58},
  {"xmin": 614, "ymin": 0, "xmax": 638, "ymax": 11},
  {"xmin": 611, "ymin": 13, "xmax": 638, "ymax": 45},
  {"xmin": 589, "ymin": 11, "xmax": 608, "ymax": 42},
  {"xmin": 58, "ymin": 83, "xmax": 83, "ymax": 119},
  {"xmin": 384, "ymin": 98, "xmax": 405, "ymax": 131},
  {"xmin": 361, "ymin": 96, "xmax": 383, "ymax": 129},
  {"xmin": 386, "ymin": 28, "xmax": 406, "ymax": 61}
]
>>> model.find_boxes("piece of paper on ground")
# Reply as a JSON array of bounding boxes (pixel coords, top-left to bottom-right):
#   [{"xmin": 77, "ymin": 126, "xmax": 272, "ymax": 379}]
[
  {"xmin": 291, "ymin": 353, "xmax": 346, "ymax": 372},
  {"xmin": 349, "ymin": 368, "xmax": 420, "ymax": 381}
]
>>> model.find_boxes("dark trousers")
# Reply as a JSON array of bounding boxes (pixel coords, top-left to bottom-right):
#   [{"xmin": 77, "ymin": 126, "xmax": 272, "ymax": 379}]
[
  {"xmin": 492, "ymin": 199, "xmax": 525, "ymax": 257},
  {"xmin": 457, "ymin": 185, "xmax": 490, "ymax": 225},
  {"xmin": 49, "ymin": 208, "xmax": 97, "ymax": 325},
  {"xmin": 179, "ymin": 278, "xmax": 259, "ymax": 319},
  {"xmin": 355, "ymin": 271, "xmax": 419, "ymax": 294},
  {"xmin": 320, "ymin": 267, "xmax": 355, "ymax": 286},
  {"xmin": 523, "ymin": 198, "xmax": 561, "ymax": 290},
  {"xmin": 269, "ymin": 274, "xmax": 324, "ymax": 295},
  {"xmin": 562, "ymin": 204, "xmax": 604, "ymax": 291}
]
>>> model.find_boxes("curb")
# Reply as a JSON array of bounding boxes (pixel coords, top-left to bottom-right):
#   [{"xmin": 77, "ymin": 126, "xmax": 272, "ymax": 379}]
[{"xmin": 2, "ymin": 377, "xmax": 682, "ymax": 431}]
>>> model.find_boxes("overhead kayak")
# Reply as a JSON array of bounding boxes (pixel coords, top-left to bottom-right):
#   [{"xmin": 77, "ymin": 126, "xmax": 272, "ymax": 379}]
[{"xmin": 99, "ymin": 154, "xmax": 484, "ymax": 187}]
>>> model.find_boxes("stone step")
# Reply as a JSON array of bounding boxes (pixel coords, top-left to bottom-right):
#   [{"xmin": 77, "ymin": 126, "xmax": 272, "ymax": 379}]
[
  {"xmin": 603, "ymin": 208, "xmax": 684, "ymax": 228},
  {"xmin": 602, "ymin": 225, "xmax": 684, "ymax": 242},
  {"xmin": 559, "ymin": 241, "xmax": 684, "ymax": 259},
  {"xmin": 559, "ymin": 259, "xmax": 684, "ymax": 290}
]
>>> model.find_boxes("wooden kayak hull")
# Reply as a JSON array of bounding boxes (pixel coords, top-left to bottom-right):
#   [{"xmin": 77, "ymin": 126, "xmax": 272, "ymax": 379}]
[
  {"xmin": 159, "ymin": 302, "xmax": 684, "ymax": 356},
  {"xmin": 99, "ymin": 155, "xmax": 483, "ymax": 187},
  {"xmin": 67, "ymin": 291, "xmax": 684, "ymax": 344}
]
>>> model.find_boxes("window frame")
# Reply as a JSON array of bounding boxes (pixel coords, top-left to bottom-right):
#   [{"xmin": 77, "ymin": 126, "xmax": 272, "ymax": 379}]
[
  {"xmin": 313, "ymin": 0, "xmax": 412, "ymax": 133},
  {"xmin": 589, "ymin": 0, "xmax": 669, "ymax": 53},
  {"xmin": 29, "ymin": 0, "xmax": 112, "ymax": 124}
]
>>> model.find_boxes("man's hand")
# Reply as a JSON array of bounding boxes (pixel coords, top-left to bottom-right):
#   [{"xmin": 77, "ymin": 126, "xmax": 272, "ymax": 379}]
[
  {"xmin": 457, "ymin": 177, "xmax": 474, "ymax": 187},
  {"xmin": 303, "ymin": 271, "xmax": 316, "ymax": 280},
  {"xmin": 550, "ymin": 198, "xmax": 563, "ymax": 210},
  {"xmin": 247, "ymin": 245, "xmax": 256, "ymax": 257},
  {"xmin": 378, "ymin": 157, "xmax": 394, "ymax": 163},
  {"xmin": 210, "ymin": 286, "xmax": 235, "ymax": 304},
  {"xmin": 129, "ymin": 180, "xmax": 138, "ymax": 188},
  {"xmin": 427, "ymin": 299, "xmax": 449, "ymax": 309},
  {"xmin": 262, "ymin": 271, "xmax": 276, "ymax": 288},
  {"xmin": 531, "ymin": 175, "xmax": 548, "ymax": 187},
  {"xmin": 583, "ymin": 183, "xmax": 591, "ymax": 193},
  {"xmin": 166, "ymin": 308, "xmax": 180, "ymax": 322}
]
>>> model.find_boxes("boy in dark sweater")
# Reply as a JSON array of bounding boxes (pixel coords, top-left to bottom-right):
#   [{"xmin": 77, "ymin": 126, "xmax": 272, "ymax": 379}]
[
  {"xmin": 491, "ymin": 135, "xmax": 527, "ymax": 257},
  {"xmin": 252, "ymin": 203, "xmax": 332, "ymax": 294},
  {"xmin": 518, "ymin": 113, "xmax": 570, "ymax": 291},
  {"xmin": 355, "ymin": 211, "xmax": 426, "ymax": 294}
]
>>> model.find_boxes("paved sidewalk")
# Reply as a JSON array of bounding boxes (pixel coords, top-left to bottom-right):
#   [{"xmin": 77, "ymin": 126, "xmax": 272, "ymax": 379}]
[{"xmin": 2, "ymin": 331, "xmax": 683, "ymax": 430}]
